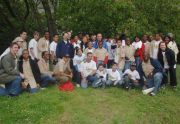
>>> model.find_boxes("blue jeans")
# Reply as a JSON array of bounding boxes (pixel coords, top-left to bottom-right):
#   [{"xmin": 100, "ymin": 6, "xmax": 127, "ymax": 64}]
[
  {"xmin": 40, "ymin": 75, "xmax": 56, "ymax": 87},
  {"xmin": 146, "ymin": 72, "xmax": 163, "ymax": 94},
  {"xmin": 0, "ymin": 76, "xmax": 22, "ymax": 96},
  {"xmin": 124, "ymin": 61, "xmax": 132, "ymax": 71},
  {"xmin": 81, "ymin": 75, "xmax": 98, "ymax": 89}
]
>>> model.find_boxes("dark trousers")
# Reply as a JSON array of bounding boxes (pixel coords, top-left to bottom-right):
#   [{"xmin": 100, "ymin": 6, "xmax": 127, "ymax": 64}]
[{"xmin": 163, "ymin": 68, "xmax": 177, "ymax": 86}]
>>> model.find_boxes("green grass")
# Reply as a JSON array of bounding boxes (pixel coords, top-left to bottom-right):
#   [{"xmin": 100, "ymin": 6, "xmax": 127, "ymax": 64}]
[{"xmin": 0, "ymin": 66, "xmax": 180, "ymax": 124}]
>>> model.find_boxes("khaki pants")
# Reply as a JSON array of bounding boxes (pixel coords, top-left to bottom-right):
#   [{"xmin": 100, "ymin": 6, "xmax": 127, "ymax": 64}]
[{"xmin": 55, "ymin": 76, "xmax": 71, "ymax": 84}]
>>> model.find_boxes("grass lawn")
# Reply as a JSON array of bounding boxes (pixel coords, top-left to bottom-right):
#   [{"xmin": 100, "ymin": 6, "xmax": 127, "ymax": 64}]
[{"xmin": 0, "ymin": 66, "xmax": 180, "ymax": 124}]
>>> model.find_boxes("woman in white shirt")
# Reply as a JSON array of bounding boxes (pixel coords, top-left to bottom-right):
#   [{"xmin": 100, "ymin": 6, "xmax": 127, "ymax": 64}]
[{"xmin": 73, "ymin": 48, "xmax": 85, "ymax": 87}]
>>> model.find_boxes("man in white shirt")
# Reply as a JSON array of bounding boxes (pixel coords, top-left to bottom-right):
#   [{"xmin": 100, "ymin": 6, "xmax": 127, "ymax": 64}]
[
  {"xmin": 28, "ymin": 31, "xmax": 40, "ymax": 60},
  {"xmin": 122, "ymin": 62, "xmax": 140, "ymax": 89},
  {"xmin": 80, "ymin": 52, "xmax": 98, "ymax": 88},
  {"xmin": 50, "ymin": 34, "xmax": 59, "ymax": 62},
  {"xmin": 150, "ymin": 33, "xmax": 162, "ymax": 59}
]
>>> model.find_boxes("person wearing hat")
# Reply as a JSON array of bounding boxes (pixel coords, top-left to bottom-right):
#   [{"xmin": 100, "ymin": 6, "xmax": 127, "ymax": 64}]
[
  {"xmin": 121, "ymin": 62, "xmax": 140, "ymax": 89},
  {"xmin": 53, "ymin": 54, "xmax": 73, "ymax": 83},
  {"xmin": 0, "ymin": 37, "xmax": 24, "ymax": 60}
]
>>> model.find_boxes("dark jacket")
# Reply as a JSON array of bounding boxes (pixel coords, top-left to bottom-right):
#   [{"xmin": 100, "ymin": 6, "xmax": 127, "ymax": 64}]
[
  {"xmin": 56, "ymin": 40, "xmax": 74, "ymax": 59},
  {"xmin": 19, "ymin": 57, "xmax": 42, "ymax": 84},
  {"xmin": 157, "ymin": 48, "xmax": 176, "ymax": 69},
  {"xmin": 0, "ymin": 53, "xmax": 20, "ymax": 84}
]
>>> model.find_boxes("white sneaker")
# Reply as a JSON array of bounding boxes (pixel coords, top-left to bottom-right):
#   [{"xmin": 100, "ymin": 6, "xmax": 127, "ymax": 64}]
[
  {"xmin": 76, "ymin": 84, "xmax": 80, "ymax": 88},
  {"xmin": 142, "ymin": 87, "xmax": 155, "ymax": 95}
]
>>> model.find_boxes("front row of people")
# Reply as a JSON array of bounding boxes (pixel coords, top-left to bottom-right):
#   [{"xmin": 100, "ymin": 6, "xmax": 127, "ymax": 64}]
[{"xmin": 0, "ymin": 41, "xmax": 176, "ymax": 96}]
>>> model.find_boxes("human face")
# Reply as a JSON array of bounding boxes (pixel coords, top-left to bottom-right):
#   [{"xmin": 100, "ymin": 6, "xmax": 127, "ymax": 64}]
[
  {"xmin": 135, "ymin": 37, "xmax": 140, "ymax": 42},
  {"xmin": 91, "ymin": 35, "xmax": 96, "ymax": 41},
  {"xmin": 74, "ymin": 36, "xmax": 78, "ymax": 42},
  {"xmin": 45, "ymin": 32, "xmax": 50, "ymax": 40},
  {"xmin": 77, "ymin": 49, "xmax": 82, "ymax": 56},
  {"xmin": 164, "ymin": 37, "xmax": 170, "ymax": 44},
  {"xmin": 20, "ymin": 32, "xmax": 27, "ymax": 40},
  {"xmin": 87, "ymin": 53, "xmax": 93, "ymax": 62},
  {"xmin": 34, "ymin": 34, "xmax": 40, "ymax": 41},
  {"xmin": 155, "ymin": 34, "xmax": 161, "ymax": 41},
  {"xmin": 88, "ymin": 42, "xmax": 92, "ymax": 49},
  {"xmin": 112, "ymin": 64, "xmax": 117, "ymax": 71},
  {"xmin": 160, "ymin": 42, "xmax": 166, "ymax": 51},
  {"xmin": 63, "ymin": 56, "xmax": 69, "ymax": 62},
  {"xmin": 142, "ymin": 35, "xmax": 148, "ymax": 42},
  {"xmin": 17, "ymin": 40, "xmax": 23, "ymax": 48},
  {"xmin": 53, "ymin": 35, "xmax": 59, "ymax": 42},
  {"xmin": 98, "ymin": 42, "xmax": 103, "ymax": 48},
  {"xmin": 67, "ymin": 32, "xmax": 72, "ymax": 40},
  {"xmin": 43, "ymin": 52, "xmax": 50, "ymax": 60},
  {"xmin": 63, "ymin": 33, "xmax": 68, "ymax": 41},
  {"xmin": 130, "ymin": 65, "xmax": 136, "ymax": 71},
  {"xmin": 10, "ymin": 44, "xmax": 19, "ymax": 55},
  {"xmin": 82, "ymin": 36, "xmax": 88, "ymax": 43},
  {"xmin": 117, "ymin": 40, "xmax": 122, "ymax": 47},
  {"xmin": 98, "ymin": 66, "xmax": 104, "ymax": 71},
  {"xmin": 143, "ymin": 54, "xmax": 150, "ymax": 62},
  {"xmin": 97, "ymin": 34, "xmax": 102, "ymax": 41},
  {"xmin": 126, "ymin": 39, "xmax": 131, "ymax": 45},
  {"xmin": 22, "ymin": 50, "xmax": 29, "ymax": 60}
]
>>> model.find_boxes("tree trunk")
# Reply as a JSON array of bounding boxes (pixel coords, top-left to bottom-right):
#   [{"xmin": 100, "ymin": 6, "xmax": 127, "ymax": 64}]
[{"xmin": 41, "ymin": 0, "xmax": 57, "ymax": 41}]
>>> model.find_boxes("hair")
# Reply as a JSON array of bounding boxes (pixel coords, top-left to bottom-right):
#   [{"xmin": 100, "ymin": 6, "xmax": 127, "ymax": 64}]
[
  {"xmin": 53, "ymin": 33, "xmax": 58, "ymax": 37},
  {"xmin": 112, "ymin": 62, "xmax": 117, "ymax": 66},
  {"xmin": 22, "ymin": 49, "xmax": 29, "ymax": 54},
  {"xmin": 75, "ymin": 47, "xmax": 81, "ymax": 55},
  {"xmin": 10, "ymin": 42, "xmax": 18, "ymax": 48},
  {"xmin": 98, "ymin": 63, "xmax": 105, "ymax": 68},
  {"xmin": 44, "ymin": 31, "xmax": 49, "ymax": 34},
  {"xmin": 163, "ymin": 35, "xmax": 171, "ymax": 41},
  {"xmin": 33, "ymin": 31, "xmax": 39, "ymax": 36},
  {"xmin": 19, "ymin": 29, "xmax": 27, "ymax": 34},
  {"xmin": 87, "ymin": 52, "xmax": 93, "ymax": 56},
  {"xmin": 42, "ymin": 51, "xmax": 48, "ymax": 58}
]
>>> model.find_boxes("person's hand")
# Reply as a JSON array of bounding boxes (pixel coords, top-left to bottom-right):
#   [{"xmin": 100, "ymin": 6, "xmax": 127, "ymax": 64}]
[
  {"xmin": 21, "ymin": 82, "xmax": 27, "ymax": 89},
  {"xmin": 20, "ymin": 73, "xmax": 25, "ymax": 79},
  {"xmin": 128, "ymin": 74, "xmax": 132, "ymax": 79}
]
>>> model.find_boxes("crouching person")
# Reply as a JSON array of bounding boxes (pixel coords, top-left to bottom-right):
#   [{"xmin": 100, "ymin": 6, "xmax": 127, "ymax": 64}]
[
  {"xmin": 19, "ymin": 49, "xmax": 41, "ymax": 93},
  {"xmin": 122, "ymin": 62, "xmax": 140, "ymax": 89},
  {"xmin": 92, "ymin": 64, "xmax": 107, "ymax": 88},
  {"xmin": 0, "ymin": 43, "xmax": 22, "ymax": 96},
  {"xmin": 142, "ymin": 53, "xmax": 163, "ymax": 96},
  {"xmin": 106, "ymin": 62, "xmax": 121, "ymax": 87},
  {"xmin": 38, "ymin": 51, "xmax": 56, "ymax": 87},
  {"xmin": 80, "ymin": 52, "xmax": 97, "ymax": 89}
]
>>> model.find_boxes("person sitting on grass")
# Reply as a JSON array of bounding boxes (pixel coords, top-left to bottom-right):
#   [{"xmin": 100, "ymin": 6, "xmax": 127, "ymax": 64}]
[
  {"xmin": 122, "ymin": 62, "xmax": 140, "ymax": 89},
  {"xmin": 73, "ymin": 48, "xmax": 85, "ymax": 87},
  {"xmin": 141, "ymin": 53, "xmax": 163, "ymax": 96},
  {"xmin": 92, "ymin": 64, "xmax": 107, "ymax": 88},
  {"xmin": 106, "ymin": 62, "xmax": 121, "ymax": 87},
  {"xmin": 79, "ymin": 52, "xmax": 97, "ymax": 89},
  {"xmin": 38, "ymin": 51, "xmax": 56, "ymax": 87},
  {"xmin": 0, "ymin": 43, "xmax": 22, "ymax": 96},
  {"xmin": 19, "ymin": 49, "xmax": 42, "ymax": 93}
]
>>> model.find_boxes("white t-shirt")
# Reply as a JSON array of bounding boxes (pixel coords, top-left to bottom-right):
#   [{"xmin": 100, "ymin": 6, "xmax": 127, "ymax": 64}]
[
  {"xmin": 123, "ymin": 69, "xmax": 140, "ymax": 80},
  {"xmin": 28, "ymin": 38, "xmax": 38, "ymax": 59},
  {"xmin": 107, "ymin": 69, "xmax": 121, "ymax": 81},
  {"xmin": 106, "ymin": 42, "xmax": 115, "ymax": 60},
  {"xmin": 151, "ymin": 40, "xmax": 161, "ymax": 59},
  {"xmin": 96, "ymin": 70, "xmax": 107, "ymax": 81},
  {"xmin": 132, "ymin": 41, "xmax": 142, "ymax": 50},
  {"xmin": 80, "ymin": 60, "xmax": 97, "ymax": 77},
  {"xmin": 162, "ymin": 52, "xmax": 169, "ymax": 69},
  {"xmin": 73, "ymin": 54, "xmax": 85, "ymax": 70},
  {"xmin": 50, "ymin": 41, "xmax": 57, "ymax": 55}
]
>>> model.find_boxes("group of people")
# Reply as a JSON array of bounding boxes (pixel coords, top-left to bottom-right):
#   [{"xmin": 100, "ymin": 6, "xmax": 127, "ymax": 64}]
[{"xmin": 0, "ymin": 30, "xmax": 179, "ymax": 96}]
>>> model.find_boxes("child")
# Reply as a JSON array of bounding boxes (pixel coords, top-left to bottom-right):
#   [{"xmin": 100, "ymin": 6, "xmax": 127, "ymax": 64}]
[
  {"xmin": 106, "ymin": 62, "xmax": 121, "ymax": 86},
  {"xmin": 73, "ymin": 48, "xmax": 85, "ymax": 87},
  {"xmin": 114, "ymin": 39, "xmax": 125, "ymax": 75},
  {"xmin": 122, "ymin": 62, "xmax": 140, "ymax": 89},
  {"xmin": 92, "ymin": 64, "xmax": 107, "ymax": 88}
]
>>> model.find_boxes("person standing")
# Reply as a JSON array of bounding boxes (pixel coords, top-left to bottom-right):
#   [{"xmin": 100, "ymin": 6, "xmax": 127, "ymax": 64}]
[
  {"xmin": 37, "ymin": 31, "xmax": 50, "ymax": 59},
  {"xmin": 28, "ymin": 31, "xmax": 40, "ymax": 60},
  {"xmin": 157, "ymin": 42, "xmax": 177, "ymax": 89},
  {"xmin": 50, "ymin": 34, "xmax": 59, "ymax": 63},
  {"xmin": 93, "ymin": 33, "xmax": 107, "ymax": 49}
]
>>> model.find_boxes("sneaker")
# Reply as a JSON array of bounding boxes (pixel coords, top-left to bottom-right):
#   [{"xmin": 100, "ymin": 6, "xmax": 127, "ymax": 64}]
[
  {"xmin": 76, "ymin": 84, "xmax": 80, "ymax": 88},
  {"xmin": 150, "ymin": 92, "xmax": 156, "ymax": 96},
  {"xmin": 142, "ymin": 87, "xmax": 155, "ymax": 95},
  {"xmin": 172, "ymin": 86, "xmax": 177, "ymax": 91},
  {"xmin": 40, "ymin": 87, "xmax": 46, "ymax": 90}
]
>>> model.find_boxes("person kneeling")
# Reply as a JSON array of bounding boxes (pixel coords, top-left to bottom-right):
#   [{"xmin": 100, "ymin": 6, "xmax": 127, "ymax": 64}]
[
  {"xmin": 106, "ymin": 62, "xmax": 121, "ymax": 87},
  {"xmin": 38, "ymin": 51, "xmax": 56, "ymax": 87},
  {"xmin": 122, "ymin": 62, "xmax": 140, "ymax": 89},
  {"xmin": 19, "ymin": 49, "xmax": 41, "ymax": 93},
  {"xmin": 53, "ymin": 54, "xmax": 74, "ymax": 91},
  {"xmin": 79, "ymin": 52, "xmax": 97, "ymax": 89}
]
